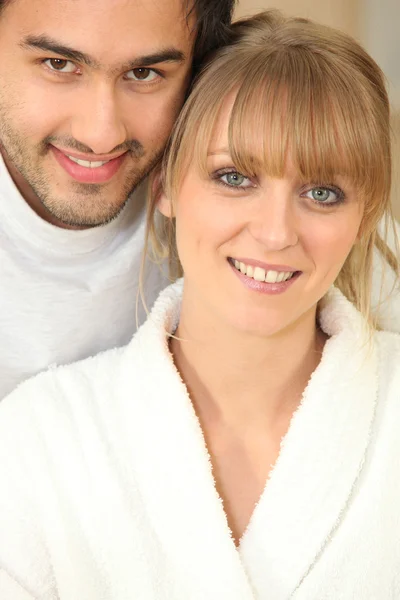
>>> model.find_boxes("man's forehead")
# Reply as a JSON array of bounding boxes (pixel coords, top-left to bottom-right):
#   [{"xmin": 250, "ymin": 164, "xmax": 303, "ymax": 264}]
[
  {"xmin": 1, "ymin": 0, "xmax": 196, "ymax": 70},
  {"xmin": 7, "ymin": 0, "xmax": 190, "ymax": 17},
  {"xmin": 4, "ymin": 0, "xmax": 195, "ymax": 46}
]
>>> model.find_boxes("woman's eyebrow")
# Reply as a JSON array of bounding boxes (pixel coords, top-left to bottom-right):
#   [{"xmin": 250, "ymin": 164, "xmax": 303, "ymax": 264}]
[{"xmin": 208, "ymin": 148, "xmax": 231, "ymax": 156}]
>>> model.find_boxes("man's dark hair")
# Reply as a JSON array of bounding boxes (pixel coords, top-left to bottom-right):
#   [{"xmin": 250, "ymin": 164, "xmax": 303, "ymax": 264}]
[
  {"xmin": 0, "ymin": 0, "xmax": 11, "ymax": 12},
  {"xmin": 0, "ymin": 0, "xmax": 237, "ymax": 69},
  {"xmin": 188, "ymin": 0, "xmax": 237, "ymax": 69}
]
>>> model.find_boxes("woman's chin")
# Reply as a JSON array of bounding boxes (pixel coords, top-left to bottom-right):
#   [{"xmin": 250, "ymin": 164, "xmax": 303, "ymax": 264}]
[{"xmin": 221, "ymin": 307, "xmax": 297, "ymax": 339}]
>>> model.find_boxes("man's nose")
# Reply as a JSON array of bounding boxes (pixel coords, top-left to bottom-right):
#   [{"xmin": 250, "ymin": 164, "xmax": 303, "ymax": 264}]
[{"xmin": 70, "ymin": 83, "xmax": 128, "ymax": 155}]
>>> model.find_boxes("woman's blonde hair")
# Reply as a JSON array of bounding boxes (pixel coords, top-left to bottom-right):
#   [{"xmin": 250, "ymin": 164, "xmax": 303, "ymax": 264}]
[{"xmin": 144, "ymin": 10, "xmax": 399, "ymax": 328}]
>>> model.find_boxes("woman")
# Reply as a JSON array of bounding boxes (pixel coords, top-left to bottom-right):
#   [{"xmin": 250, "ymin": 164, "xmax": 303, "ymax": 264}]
[{"xmin": 0, "ymin": 10, "xmax": 399, "ymax": 600}]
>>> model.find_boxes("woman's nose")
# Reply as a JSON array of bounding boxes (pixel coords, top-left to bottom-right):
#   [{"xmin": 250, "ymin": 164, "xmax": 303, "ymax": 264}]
[{"xmin": 247, "ymin": 188, "xmax": 299, "ymax": 251}]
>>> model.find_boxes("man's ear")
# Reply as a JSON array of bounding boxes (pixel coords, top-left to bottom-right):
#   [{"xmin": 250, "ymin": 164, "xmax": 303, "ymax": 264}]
[{"xmin": 151, "ymin": 171, "xmax": 173, "ymax": 218}]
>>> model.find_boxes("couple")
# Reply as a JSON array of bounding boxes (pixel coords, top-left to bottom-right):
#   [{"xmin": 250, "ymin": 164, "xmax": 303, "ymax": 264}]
[{"xmin": 1, "ymin": 6, "xmax": 400, "ymax": 600}]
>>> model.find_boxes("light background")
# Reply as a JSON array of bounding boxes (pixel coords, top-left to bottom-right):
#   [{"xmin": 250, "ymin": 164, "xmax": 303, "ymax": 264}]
[{"xmin": 234, "ymin": 0, "xmax": 400, "ymax": 220}]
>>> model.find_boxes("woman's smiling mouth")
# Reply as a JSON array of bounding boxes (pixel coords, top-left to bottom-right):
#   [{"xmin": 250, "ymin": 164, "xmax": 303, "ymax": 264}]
[{"xmin": 229, "ymin": 257, "xmax": 301, "ymax": 294}]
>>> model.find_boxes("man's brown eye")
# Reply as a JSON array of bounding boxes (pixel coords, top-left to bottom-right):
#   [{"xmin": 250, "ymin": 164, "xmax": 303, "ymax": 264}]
[
  {"xmin": 50, "ymin": 59, "xmax": 68, "ymax": 70},
  {"xmin": 44, "ymin": 58, "xmax": 76, "ymax": 73},
  {"xmin": 125, "ymin": 67, "xmax": 161, "ymax": 83},
  {"xmin": 133, "ymin": 68, "xmax": 151, "ymax": 80},
  {"xmin": 126, "ymin": 68, "xmax": 158, "ymax": 82}
]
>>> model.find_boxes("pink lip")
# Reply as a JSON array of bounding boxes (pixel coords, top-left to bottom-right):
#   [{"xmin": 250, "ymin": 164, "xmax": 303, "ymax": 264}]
[
  {"xmin": 229, "ymin": 259, "xmax": 301, "ymax": 295},
  {"xmin": 50, "ymin": 145, "xmax": 127, "ymax": 184},
  {"xmin": 232, "ymin": 258, "xmax": 298, "ymax": 272}
]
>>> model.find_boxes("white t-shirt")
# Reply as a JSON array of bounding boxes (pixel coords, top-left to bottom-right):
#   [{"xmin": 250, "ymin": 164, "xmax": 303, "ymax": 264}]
[{"xmin": 0, "ymin": 154, "xmax": 169, "ymax": 399}]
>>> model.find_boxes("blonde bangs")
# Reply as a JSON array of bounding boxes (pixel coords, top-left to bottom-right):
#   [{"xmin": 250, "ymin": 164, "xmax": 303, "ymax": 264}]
[
  {"xmin": 168, "ymin": 45, "xmax": 390, "ymax": 220},
  {"xmin": 230, "ymin": 55, "xmax": 385, "ymax": 193}
]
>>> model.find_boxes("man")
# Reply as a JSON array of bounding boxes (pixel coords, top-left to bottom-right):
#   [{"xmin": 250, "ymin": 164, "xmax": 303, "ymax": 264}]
[{"xmin": 0, "ymin": 0, "xmax": 236, "ymax": 398}]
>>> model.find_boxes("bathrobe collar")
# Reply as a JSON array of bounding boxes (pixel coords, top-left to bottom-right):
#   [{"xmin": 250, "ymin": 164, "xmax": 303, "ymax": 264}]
[{"xmin": 125, "ymin": 281, "xmax": 378, "ymax": 600}]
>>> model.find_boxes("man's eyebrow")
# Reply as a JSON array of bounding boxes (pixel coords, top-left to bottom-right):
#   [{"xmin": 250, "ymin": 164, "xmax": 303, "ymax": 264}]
[
  {"xmin": 21, "ymin": 35, "xmax": 186, "ymax": 72},
  {"xmin": 118, "ymin": 49, "xmax": 186, "ymax": 72},
  {"xmin": 20, "ymin": 35, "xmax": 98, "ymax": 67}
]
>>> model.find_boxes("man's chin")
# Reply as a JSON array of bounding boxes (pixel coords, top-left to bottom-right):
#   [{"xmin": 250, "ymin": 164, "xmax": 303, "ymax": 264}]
[
  {"xmin": 9, "ymin": 148, "xmax": 159, "ymax": 228},
  {"xmin": 40, "ymin": 194, "xmax": 131, "ymax": 229}
]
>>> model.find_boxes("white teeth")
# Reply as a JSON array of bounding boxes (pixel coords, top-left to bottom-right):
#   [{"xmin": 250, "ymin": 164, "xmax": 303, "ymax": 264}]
[
  {"xmin": 67, "ymin": 156, "xmax": 109, "ymax": 168},
  {"xmin": 277, "ymin": 271, "xmax": 286, "ymax": 283},
  {"xmin": 265, "ymin": 270, "xmax": 278, "ymax": 283},
  {"xmin": 232, "ymin": 260, "xmax": 295, "ymax": 283},
  {"xmin": 253, "ymin": 266, "xmax": 266, "ymax": 282}
]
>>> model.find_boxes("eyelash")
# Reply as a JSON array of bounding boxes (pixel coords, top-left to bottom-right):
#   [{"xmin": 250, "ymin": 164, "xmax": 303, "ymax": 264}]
[
  {"xmin": 124, "ymin": 68, "xmax": 163, "ymax": 83},
  {"xmin": 211, "ymin": 168, "xmax": 346, "ymax": 208},
  {"xmin": 211, "ymin": 168, "xmax": 254, "ymax": 190},
  {"xmin": 301, "ymin": 184, "xmax": 346, "ymax": 207},
  {"xmin": 42, "ymin": 58, "xmax": 80, "ymax": 76}
]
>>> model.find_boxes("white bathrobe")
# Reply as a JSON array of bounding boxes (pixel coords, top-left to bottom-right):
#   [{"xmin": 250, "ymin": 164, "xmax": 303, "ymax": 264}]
[{"xmin": 0, "ymin": 281, "xmax": 399, "ymax": 600}]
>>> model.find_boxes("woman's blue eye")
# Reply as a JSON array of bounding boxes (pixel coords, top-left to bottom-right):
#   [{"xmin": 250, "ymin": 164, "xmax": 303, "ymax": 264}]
[
  {"xmin": 220, "ymin": 172, "xmax": 251, "ymax": 188},
  {"xmin": 305, "ymin": 186, "xmax": 344, "ymax": 205}
]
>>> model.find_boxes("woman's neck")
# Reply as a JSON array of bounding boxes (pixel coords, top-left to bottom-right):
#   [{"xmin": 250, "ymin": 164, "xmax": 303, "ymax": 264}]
[{"xmin": 170, "ymin": 295, "xmax": 327, "ymax": 434}]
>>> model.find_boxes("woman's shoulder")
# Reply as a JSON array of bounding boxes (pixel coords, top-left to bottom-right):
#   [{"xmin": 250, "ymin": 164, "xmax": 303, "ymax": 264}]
[
  {"xmin": 0, "ymin": 344, "xmax": 127, "ymax": 447},
  {"xmin": 0, "ymin": 281, "xmax": 183, "ymax": 443},
  {"xmin": 374, "ymin": 330, "xmax": 400, "ymax": 404},
  {"xmin": 0, "ymin": 313, "xmax": 162, "ymax": 450},
  {"xmin": 0, "ymin": 341, "xmax": 148, "ymax": 600},
  {"xmin": 375, "ymin": 329, "xmax": 400, "ymax": 371},
  {"xmin": 3, "ymin": 342, "xmax": 126, "ymax": 405}
]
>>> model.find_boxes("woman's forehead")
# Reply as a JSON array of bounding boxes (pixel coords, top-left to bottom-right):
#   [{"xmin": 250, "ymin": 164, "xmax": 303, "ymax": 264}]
[{"xmin": 208, "ymin": 92, "xmax": 237, "ymax": 150}]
